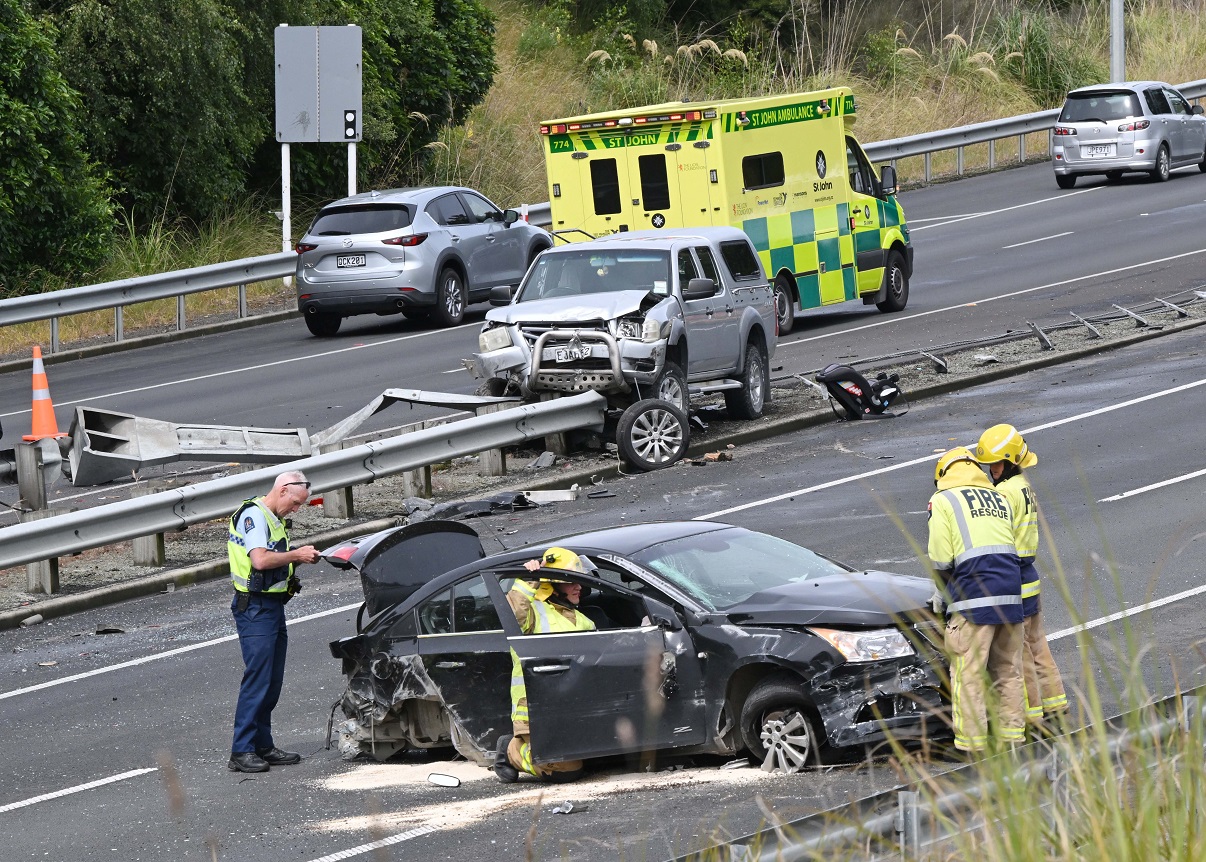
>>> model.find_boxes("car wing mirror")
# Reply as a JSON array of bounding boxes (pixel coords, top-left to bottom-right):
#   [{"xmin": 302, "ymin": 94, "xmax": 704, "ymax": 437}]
[
  {"xmin": 489, "ymin": 285, "xmax": 514, "ymax": 306},
  {"xmin": 880, "ymin": 164, "xmax": 898, "ymax": 196},
  {"xmin": 682, "ymin": 277, "xmax": 717, "ymax": 300},
  {"xmin": 502, "ymin": 209, "xmax": 520, "ymax": 226},
  {"xmin": 1193, "ymin": 104, "xmax": 1205, "ymax": 116},
  {"xmin": 644, "ymin": 597, "xmax": 683, "ymax": 631}
]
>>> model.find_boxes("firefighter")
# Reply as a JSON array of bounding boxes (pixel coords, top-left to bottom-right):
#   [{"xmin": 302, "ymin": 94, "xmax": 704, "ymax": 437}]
[
  {"xmin": 974, "ymin": 424, "xmax": 1069, "ymax": 732},
  {"xmin": 928, "ymin": 447, "xmax": 1026, "ymax": 753},
  {"xmin": 494, "ymin": 546, "xmax": 596, "ymax": 783}
]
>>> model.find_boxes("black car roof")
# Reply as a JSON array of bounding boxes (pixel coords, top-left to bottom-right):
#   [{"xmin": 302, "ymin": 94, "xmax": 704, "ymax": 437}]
[{"xmin": 519, "ymin": 520, "xmax": 736, "ymax": 558}]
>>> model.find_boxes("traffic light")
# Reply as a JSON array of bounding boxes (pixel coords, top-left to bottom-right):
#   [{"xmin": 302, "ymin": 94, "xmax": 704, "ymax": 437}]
[{"xmin": 344, "ymin": 110, "xmax": 358, "ymax": 140}]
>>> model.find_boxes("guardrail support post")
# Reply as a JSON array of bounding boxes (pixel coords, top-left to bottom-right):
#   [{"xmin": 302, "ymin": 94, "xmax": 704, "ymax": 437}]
[
  {"xmin": 15, "ymin": 442, "xmax": 48, "ymax": 512},
  {"xmin": 177, "ymin": 295, "xmax": 186, "ymax": 332},
  {"xmin": 957, "ymin": 146, "xmax": 965, "ymax": 176},
  {"xmin": 237, "ymin": 283, "xmax": 248, "ymax": 319},
  {"xmin": 988, "ymin": 139, "xmax": 996, "ymax": 170},
  {"xmin": 50, "ymin": 318, "xmax": 60, "ymax": 353},
  {"xmin": 476, "ymin": 404, "xmax": 507, "ymax": 477},
  {"xmin": 130, "ymin": 479, "xmax": 181, "ymax": 566},
  {"xmin": 924, "ymin": 152, "xmax": 932, "ymax": 183},
  {"xmin": 896, "ymin": 790, "xmax": 921, "ymax": 860},
  {"xmin": 539, "ymin": 394, "xmax": 569, "ymax": 456},
  {"xmin": 1019, "ymin": 133, "xmax": 1027, "ymax": 162},
  {"xmin": 401, "ymin": 421, "xmax": 433, "ymax": 499},
  {"xmin": 20, "ymin": 509, "xmax": 68, "ymax": 594},
  {"xmin": 115, "ymin": 306, "xmax": 124, "ymax": 342},
  {"xmin": 320, "ymin": 442, "xmax": 354, "ymax": 518}
]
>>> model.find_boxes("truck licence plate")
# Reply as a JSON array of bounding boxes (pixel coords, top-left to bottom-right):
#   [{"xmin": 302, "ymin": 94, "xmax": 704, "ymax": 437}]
[
  {"xmin": 553, "ymin": 345, "xmax": 591, "ymax": 362},
  {"xmin": 336, "ymin": 254, "xmax": 366, "ymax": 268},
  {"xmin": 1082, "ymin": 144, "xmax": 1114, "ymax": 158}
]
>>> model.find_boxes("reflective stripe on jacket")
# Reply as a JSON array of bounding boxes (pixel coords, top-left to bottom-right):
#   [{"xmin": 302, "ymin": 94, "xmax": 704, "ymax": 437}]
[
  {"xmin": 508, "ymin": 579, "xmax": 595, "ymax": 723},
  {"xmin": 227, "ymin": 498, "xmax": 292, "ymax": 594},
  {"xmin": 928, "ymin": 478, "xmax": 1023, "ymax": 626},
  {"xmin": 997, "ymin": 473, "xmax": 1041, "ymax": 616}
]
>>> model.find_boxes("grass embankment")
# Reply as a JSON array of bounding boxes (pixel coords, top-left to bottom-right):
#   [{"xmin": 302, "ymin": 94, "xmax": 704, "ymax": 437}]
[{"xmin": 4, "ymin": 0, "xmax": 1203, "ymax": 357}]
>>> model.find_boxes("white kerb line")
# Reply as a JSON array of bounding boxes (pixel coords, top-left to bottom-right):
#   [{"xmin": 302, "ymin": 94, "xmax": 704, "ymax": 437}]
[
  {"xmin": 305, "ymin": 824, "xmax": 438, "ymax": 862},
  {"xmin": 0, "ymin": 768, "xmax": 157, "ymax": 814}
]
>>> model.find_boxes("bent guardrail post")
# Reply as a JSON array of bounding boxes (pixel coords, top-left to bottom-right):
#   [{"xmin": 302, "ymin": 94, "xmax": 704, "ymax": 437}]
[{"xmin": 0, "ymin": 391, "xmax": 606, "ymax": 571}]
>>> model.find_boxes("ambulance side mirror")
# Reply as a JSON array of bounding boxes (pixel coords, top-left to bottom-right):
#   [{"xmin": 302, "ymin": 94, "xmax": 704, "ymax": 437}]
[
  {"xmin": 683, "ymin": 277, "xmax": 717, "ymax": 300},
  {"xmin": 880, "ymin": 165, "xmax": 898, "ymax": 197}
]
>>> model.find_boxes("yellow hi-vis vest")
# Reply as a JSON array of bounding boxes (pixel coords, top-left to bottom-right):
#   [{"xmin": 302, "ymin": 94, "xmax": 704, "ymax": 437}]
[
  {"xmin": 227, "ymin": 499, "xmax": 293, "ymax": 594},
  {"xmin": 997, "ymin": 473, "xmax": 1041, "ymax": 614},
  {"xmin": 508, "ymin": 580, "xmax": 594, "ymax": 725}
]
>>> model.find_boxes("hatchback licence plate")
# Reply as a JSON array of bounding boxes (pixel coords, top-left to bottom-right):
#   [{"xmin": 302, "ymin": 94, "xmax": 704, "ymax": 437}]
[
  {"xmin": 1082, "ymin": 144, "xmax": 1114, "ymax": 158},
  {"xmin": 554, "ymin": 345, "xmax": 591, "ymax": 362},
  {"xmin": 336, "ymin": 254, "xmax": 366, "ymax": 268}
]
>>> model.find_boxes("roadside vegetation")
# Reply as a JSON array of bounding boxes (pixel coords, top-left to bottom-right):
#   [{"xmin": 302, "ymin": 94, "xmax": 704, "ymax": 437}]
[{"xmin": 2, "ymin": 0, "xmax": 1204, "ymax": 356}]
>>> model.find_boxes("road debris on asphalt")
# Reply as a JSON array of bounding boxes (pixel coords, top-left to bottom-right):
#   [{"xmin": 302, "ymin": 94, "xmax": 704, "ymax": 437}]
[
  {"xmin": 547, "ymin": 800, "xmax": 588, "ymax": 815},
  {"xmin": 427, "ymin": 773, "xmax": 461, "ymax": 788}
]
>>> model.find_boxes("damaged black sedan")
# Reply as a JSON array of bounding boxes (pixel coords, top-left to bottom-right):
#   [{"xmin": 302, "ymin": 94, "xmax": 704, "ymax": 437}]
[{"xmin": 326, "ymin": 520, "xmax": 949, "ymax": 774}]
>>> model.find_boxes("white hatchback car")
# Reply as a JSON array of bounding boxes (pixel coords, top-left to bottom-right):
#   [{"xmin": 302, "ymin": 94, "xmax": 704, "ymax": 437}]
[{"xmin": 1051, "ymin": 81, "xmax": 1206, "ymax": 189}]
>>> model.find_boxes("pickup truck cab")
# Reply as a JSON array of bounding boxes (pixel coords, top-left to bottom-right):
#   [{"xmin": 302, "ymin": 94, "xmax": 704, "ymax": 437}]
[{"xmin": 470, "ymin": 227, "xmax": 777, "ymax": 470}]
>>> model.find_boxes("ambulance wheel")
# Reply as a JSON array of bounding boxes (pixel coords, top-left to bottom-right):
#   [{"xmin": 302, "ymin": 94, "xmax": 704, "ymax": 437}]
[
  {"xmin": 725, "ymin": 341, "xmax": 768, "ymax": 420},
  {"xmin": 617, "ymin": 399, "xmax": 689, "ymax": 472},
  {"xmin": 305, "ymin": 312, "xmax": 342, "ymax": 337},
  {"xmin": 434, "ymin": 267, "xmax": 466, "ymax": 326},
  {"xmin": 1055, "ymin": 174, "xmax": 1076, "ymax": 189},
  {"xmin": 652, "ymin": 361, "xmax": 688, "ymax": 413},
  {"xmin": 875, "ymin": 250, "xmax": 909, "ymax": 313},
  {"xmin": 773, "ymin": 275, "xmax": 795, "ymax": 335}
]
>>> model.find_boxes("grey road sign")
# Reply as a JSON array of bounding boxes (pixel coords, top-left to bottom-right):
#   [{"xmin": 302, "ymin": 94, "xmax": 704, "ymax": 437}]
[{"xmin": 275, "ymin": 25, "xmax": 362, "ymax": 143}]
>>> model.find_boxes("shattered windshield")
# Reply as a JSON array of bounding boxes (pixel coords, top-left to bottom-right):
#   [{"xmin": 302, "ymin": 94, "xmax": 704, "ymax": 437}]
[
  {"xmin": 515, "ymin": 249, "xmax": 672, "ymax": 302},
  {"xmin": 630, "ymin": 527, "xmax": 853, "ymax": 611}
]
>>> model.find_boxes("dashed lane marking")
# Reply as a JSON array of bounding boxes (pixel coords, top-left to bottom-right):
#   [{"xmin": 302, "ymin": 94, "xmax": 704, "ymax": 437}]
[
  {"xmin": 304, "ymin": 825, "xmax": 438, "ymax": 862},
  {"xmin": 0, "ymin": 768, "xmax": 157, "ymax": 814}
]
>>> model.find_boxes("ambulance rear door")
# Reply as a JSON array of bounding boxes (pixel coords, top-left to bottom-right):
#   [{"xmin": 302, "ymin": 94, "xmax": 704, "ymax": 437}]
[
  {"xmin": 579, "ymin": 140, "xmax": 636, "ymax": 237},
  {"xmin": 626, "ymin": 133, "xmax": 683, "ymax": 232},
  {"xmin": 667, "ymin": 135, "xmax": 719, "ymax": 227}
]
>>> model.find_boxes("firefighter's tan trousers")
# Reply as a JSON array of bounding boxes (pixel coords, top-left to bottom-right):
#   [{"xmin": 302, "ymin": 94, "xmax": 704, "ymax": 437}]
[
  {"xmin": 946, "ymin": 614, "xmax": 1025, "ymax": 751},
  {"xmin": 1022, "ymin": 610, "xmax": 1069, "ymax": 721}
]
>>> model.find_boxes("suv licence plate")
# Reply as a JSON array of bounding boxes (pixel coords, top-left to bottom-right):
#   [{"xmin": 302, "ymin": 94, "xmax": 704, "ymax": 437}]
[
  {"xmin": 554, "ymin": 345, "xmax": 591, "ymax": 362},
  {"xmin": 1082, "ymin": 144, "xmax": 1114, "ymax": 158},
  {"xmin": 336, "ymin": 254, "xmax": 366, "ymax": 268}
]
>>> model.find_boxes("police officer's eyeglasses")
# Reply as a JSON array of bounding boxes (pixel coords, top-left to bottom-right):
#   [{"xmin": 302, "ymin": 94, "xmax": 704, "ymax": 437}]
[{"xmin": 284, "ymin": 481, "xmax": 311, "ymax": 490}]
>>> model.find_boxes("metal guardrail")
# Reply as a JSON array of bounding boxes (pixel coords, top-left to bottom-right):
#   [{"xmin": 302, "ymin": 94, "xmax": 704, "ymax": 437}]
[
  {"xmin": 2, "ymin": 79, "xmax": 1202, "ymax": 343},
  {"xmin": 0, "ymin": 391, "xmax": 606, "ymax": 571}
]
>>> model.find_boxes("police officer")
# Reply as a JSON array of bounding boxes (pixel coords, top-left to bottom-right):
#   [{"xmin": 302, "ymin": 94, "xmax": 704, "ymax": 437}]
[
  {"xmin": 928, "ymin": 447, "xmax": 1025, "ymax": 754},
  {"xmin": 494, "ymin": 547, "xmax": 595, "ymax": 784},
  {"xmin": 227, "ymin": 471, "xmax": 322, "ymax": 773},
  {"xmin": 974, "ymin": 424, "xmax": 1068, "ymax": 732}
]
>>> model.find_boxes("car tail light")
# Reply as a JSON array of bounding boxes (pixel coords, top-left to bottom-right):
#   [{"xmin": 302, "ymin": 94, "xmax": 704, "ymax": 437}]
[
  {"xmin": 1118, "ymin": 119, "xmax": 1150, "ymax": 132},
  {"xmin": 327, "ymin": 546, "xmax": 357, "ymax": 562},
  {"xmin": 1053, "ymin": 126, "xmax": 1076, "ymax": 136},
  {"xmin": 383, "ymin": 233, "xmax": 427, "ymax": 247},
  {"xmin": 295, "ymin": 242, "xmax": 317, "ymax": 253}
]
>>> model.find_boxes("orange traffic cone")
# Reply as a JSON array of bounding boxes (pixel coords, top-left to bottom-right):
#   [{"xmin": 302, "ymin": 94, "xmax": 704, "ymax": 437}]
[{"xmin": 23, "ymin": 346, "xmax": 68, "ymax": 441}]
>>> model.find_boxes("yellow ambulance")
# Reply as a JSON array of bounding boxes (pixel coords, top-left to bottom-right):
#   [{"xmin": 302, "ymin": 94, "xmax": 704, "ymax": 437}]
[{"xmin": 539, "ymin": 86, "xmax": 912, "ymax": 334}]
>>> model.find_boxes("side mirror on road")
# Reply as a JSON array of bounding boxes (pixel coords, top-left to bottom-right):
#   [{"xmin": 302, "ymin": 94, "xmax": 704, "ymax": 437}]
[
  {"xmin": 880, "ymin": 165, "xmax": 898, "ymax": 197},
  {"xmin": 489, "ymin": 285, "xmax": 514, "ymax": 306},
  {"xmin": 682, "ymin": 277, "xmax": 717, "ymax": 300},
  {"xmin": 502, "ymin": 209, "xmax": 521, "ymax": 226}
]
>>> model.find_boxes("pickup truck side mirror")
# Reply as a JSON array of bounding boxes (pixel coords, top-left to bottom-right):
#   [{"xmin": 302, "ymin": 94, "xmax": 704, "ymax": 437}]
[
  {"xmin": 880, "ymin": 165, "xmax": 898, "ymax": 197},
  {"xmin": 502, "ymin": 209, "xmax": 520, "ymax": 226},
  {"xmin": 489, "ymin": 285, "xmax": 514, "ymax": 305},
  {"xmin": 682, "ymin": 277, "xmax": 717, "ymax": 300}
]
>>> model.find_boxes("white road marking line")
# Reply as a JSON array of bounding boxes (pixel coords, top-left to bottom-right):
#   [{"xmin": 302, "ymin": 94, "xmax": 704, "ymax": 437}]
[
  {"xmin": 909, "ymin": 187, "xmax": 1101, "ymax": 232},
  {"xmin": 0, "ymin": 603, "xmax": 362, "ymax": 701},
  {"xmin": 777, "ymin": 246, "xmax": 1206, "ymax": 349},
  {"xmin": 305, "ymin": 825, "xmax": 437, "ymax": 862},
  {"xmin": 1002, "ymin": 231, "xmax": 1073, "ymax": 249},
  {"xmin": 1098, "ymin": 466, "xmax": 1206, "ymax": 502},
  {"xmin": 1046, "ymin": 581, "xmax": 1206, "ymax": 642},
  {"xmin": 0, "ymin": 324, "xmax": 479, "ymax": 419},
  {"xmin": 0, "ymin": 768, "xmax": 157, "ymax": 814},
  {"xmin": 903, "ymin": 213, "xmax": 987, "ymax": 223}
]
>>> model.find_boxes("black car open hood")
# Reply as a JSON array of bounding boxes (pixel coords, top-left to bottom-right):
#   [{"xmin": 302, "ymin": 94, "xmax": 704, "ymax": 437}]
[{"xmin": 723, "ymin": 570, "xmax": 932, "ymax": 628}]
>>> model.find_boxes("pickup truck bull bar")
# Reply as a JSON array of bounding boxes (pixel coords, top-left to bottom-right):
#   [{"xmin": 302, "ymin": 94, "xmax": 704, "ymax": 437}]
[{"xmin": 529, "ymin": 329, "xmax": 628, "ymax": 395}]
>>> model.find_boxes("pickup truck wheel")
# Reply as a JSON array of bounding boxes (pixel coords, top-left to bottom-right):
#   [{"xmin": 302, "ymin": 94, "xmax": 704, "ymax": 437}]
[
  {"xmin": 773, "ymin": 275, "xmax": 795, "ymax": 335},
  {"xmin": 651, "ymin": 362, "xmax": 688, "ymax": 413},
  {"xmin": 304, "ymin": 311, "xmax": 342, "ymax": 337},
  {"xmin": 617, "ymin": 399, "xmax": 689, "ymax": 472},
  {"xmin": 725, "ymin": 342, "xmax": 768, "ymax": 420},
  {"xmin": 434, "ymin": 267, "xmax": 466, "ymax": 326},
  {"xmin": 875, "ymin": 250, "xmax": 909, "ymax": 313}
]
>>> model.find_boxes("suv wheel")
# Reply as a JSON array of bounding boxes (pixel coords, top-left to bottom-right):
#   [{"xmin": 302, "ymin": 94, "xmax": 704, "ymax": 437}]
[
  {"xmin": 875, "ymin": 250, "xmax": 909, "ymax": 313},
  {"xmin": 1150, "ymin": 144, "xmax": 1171, "ymax": 182},
  {"xmin": 304, "ymin": 311, "xmax": 341, "ymax": 337},
  {"xmin": 773, "ymin": 275, "xmax": 795, "ymax": 335},
  {"xmin": 617, "ymin": 399, "xmax": 689, "ymax": 472},
  {"xmin": 1055, "ymin": 174, "xmax": 1076, "ymax": 190},
  {"xmin": 651, "ymin": 362, "xmax": 688, "ymax": 413},
  {"xmin": 434, "ymin": 267, "xmax": 466, "ymax": 326},
  {"xmin": 725, "ymin": 342, "xmax": 768, "ymax": 420}
]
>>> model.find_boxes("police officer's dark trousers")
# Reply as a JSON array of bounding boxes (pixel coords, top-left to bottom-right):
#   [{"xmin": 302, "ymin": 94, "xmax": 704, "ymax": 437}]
[{"xmin": 231, "ymin": 592, "xmax": 288, "ymax": 755}]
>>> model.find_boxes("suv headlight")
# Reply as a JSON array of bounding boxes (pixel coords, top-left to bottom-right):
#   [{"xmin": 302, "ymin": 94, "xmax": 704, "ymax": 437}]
[
  {"xmin": 807, "ymin": 627, "xmax": 915, "ymax": 663},
  {"xmin": 478, "ymin": 326, "xmax": 512, "ymax": 353}
]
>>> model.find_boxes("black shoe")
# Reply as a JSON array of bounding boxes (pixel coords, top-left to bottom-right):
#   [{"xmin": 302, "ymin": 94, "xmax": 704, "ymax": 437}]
[
  {"xmin": 256, "ymin": 747, "xmax": 301, "ymax": 766},
  {"xmin": 228, "ymin": 752, "xmax": 269, "ymax": 773},
  {"xmin": 494, "ymin": 734, "xmax": 518, "ymax": 784}
]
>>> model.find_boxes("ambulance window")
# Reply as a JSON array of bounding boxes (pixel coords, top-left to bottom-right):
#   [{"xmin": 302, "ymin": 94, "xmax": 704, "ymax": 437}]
[
  {"xmin": 719, "ymin": 241, "xmax": 762, "ymax": 282},
  {"xmin": 694, "ymin": 246, "xmax": 720, "ymax": 284},
  {"xmin": 638, "ymin": 155, "xmax": 671, "ymax": 211},
  {"xmin": 845, "ymin": 137, "xmax": 879, "ymax": 197},
  {"xmin": 677, "ymin": 249, "xmax": 699, "ymax": 283},
  {"xmin": 742, "ymin": 152, "xmax": 784, "ymax": 190},
  {"xmin": 590, "ymin": 160, "xmax": 623, "ymax": 215}
]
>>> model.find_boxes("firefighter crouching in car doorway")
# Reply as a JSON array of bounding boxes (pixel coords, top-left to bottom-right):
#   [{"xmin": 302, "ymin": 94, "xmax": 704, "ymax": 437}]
[
  {"xmin": 974, "ymin": 424, "xmax": 1069, "ymax": 734},
  {"xmin": 494, "ymin": 547, "xmax": 596, "ymax": 784},
  {"xmin": 928, "ymin": 448, "xmax": 1026, "ymax": 754}
]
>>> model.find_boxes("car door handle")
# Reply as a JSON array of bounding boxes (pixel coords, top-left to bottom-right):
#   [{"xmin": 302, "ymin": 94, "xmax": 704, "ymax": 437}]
[
  {"xmin": 530, "ymin": 663, "xmax": 570, "ymax": 674},
  {"xmin": 705, "ymin": 308, "xmax": 714, "ymax": 316},
  {"xmin": 724, "ymin": 306, "xmax": 734, "ymax": 314},
  {"xmin": 434, "ymin": 661, "xmax": 466, "ymax": 669},
  {"xmin": 487, "ymin": 236, "xmax": 497, "ymax": 243},
  {"xmin": 450, "ymin": 235, "xmax": 461, "ymax": 242}
]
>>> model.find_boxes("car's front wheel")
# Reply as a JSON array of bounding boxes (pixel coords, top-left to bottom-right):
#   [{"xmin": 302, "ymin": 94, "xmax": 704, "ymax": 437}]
[
  {"xmin": 304, "ymin": 311, "xmax": 342, "ymax": 337},
  {"xmin": 1150, "ymin": 143, "xmax": 1171, "ymax": 182},
  {"xmin": 434, "ymin": 267, "xmax": 466, "ymax": 326},
  {"xmin": 617, "ymin": 399, "xmax": 689, "ymax": 472},
  {"xmin": 740, "ymin": 674, "xmax": 824, "ymax": 774},
  {"xmin": 1055, "ymin": 173, "xmax": 1077, "ymax": 190},
  {"xmin": 725, "ymin": 341, "xmax": 768, "ymax": 420}
]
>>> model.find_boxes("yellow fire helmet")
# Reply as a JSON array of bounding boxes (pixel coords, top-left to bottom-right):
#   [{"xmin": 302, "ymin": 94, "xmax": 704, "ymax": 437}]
[
  {"xmin": 541, "ymin": 546, "xmax": 594, "ymax": 575},
  {"xmin": 974, "ymin": 424, "xmax": 1038, "ymax": 468},
  {"xmin": 934, "ymin": 446, "xmax": 980, "ymax": 483}
]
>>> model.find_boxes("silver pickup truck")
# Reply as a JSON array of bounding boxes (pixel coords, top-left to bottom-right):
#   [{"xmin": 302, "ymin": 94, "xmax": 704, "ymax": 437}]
[{"xmin": 470, "ymin": 226, "xmax": 777, "ymax": 470}]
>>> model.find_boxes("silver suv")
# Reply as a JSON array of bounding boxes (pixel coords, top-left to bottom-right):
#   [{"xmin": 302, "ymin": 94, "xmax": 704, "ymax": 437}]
[
  {"xmin": 1052, "ymin": 81, "xmax": 1206, "ymax": 189},
  {"xmin": 294, "ymin": 186, "xmax": 552, "ymax": 336}
]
